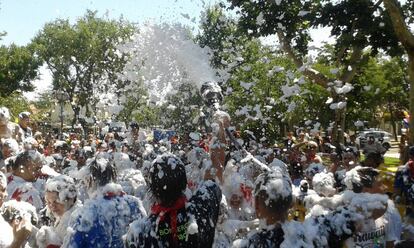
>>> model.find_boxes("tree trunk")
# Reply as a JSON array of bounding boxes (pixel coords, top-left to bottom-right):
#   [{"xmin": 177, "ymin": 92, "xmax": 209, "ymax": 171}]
[
  {"xmin": 384, "ymin": 0, "xmax": 414, "ymax": 144},
  {"xmin": 276, "ymin": 31, "xmax": 366, "ymax": 144},
  {"xmin": 339, "ymin": 107, "xmax": 346, "ymax": 144},
  {"xmin": 331, "ymin": 107, "xmax": 345, "ymax": 145},
  {"xmin": 388, "ymin": 101, "xmax": 398, "ymax": 142},
  {"xmin": 72, "ymin": 106, "xmax": 80, "ymax": 128},
  {"xmin": 408, "ymin": 53, "xmax": 414, "ymax": 145}
]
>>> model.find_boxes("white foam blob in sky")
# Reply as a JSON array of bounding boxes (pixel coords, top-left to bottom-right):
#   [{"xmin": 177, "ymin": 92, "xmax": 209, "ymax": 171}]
[{"xmin": 118, "ymin": 22, "xmax": 218, "ymax": 104}]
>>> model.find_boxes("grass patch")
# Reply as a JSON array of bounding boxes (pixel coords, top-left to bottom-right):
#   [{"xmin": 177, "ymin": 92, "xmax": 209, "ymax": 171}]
[
  {"xmin": 359, "ymin": 155, "xmax": 400, "ymax": 168},
  {"xmin": 383, "ymin": 156, "xmax": 400, "ymax": 167}
]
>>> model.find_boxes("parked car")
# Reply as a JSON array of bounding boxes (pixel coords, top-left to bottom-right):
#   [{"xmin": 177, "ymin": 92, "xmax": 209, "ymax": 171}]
[{"xmin": 356, "ymin": 130, "xmax": 392, "ymax": 150}]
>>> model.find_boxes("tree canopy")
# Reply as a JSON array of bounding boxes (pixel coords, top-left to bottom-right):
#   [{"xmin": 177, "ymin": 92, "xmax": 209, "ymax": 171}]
[
  {"xmin": 32, "ymin": 10, "xmax": 135, "ymax": 125},
  {"xmin": 0, "ymin": 43, "xmax": 42, "ymax": 97}
]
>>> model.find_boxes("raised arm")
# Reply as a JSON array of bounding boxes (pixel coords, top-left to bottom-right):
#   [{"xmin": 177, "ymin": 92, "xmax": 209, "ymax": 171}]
[{"xmin": 205, "ymin": 111, "xmax": 230, "ymax": 184}]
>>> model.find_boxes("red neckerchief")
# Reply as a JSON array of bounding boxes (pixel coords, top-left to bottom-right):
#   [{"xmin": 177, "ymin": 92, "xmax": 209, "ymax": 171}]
[
  {"xmin": 151, "ymin": 196, "xmax": 187, "ymax": 244},
  {"xmin": 240, "ymin": 184, "xmax": 252, "ymax": 202},
  {"xmin": 103, "ymin": 191, "xmax": 125, "ymax": 200}
]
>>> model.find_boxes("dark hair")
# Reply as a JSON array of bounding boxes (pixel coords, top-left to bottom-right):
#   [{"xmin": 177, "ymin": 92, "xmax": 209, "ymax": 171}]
[
  {"xmin": 130, "ymin": 121, "xmax": 139, "ymax": 129},
  {"xmin": 89, "ymin": 158, "xmax": 117, "ymax": 187},
  {"xmin": 395, "ymin": 240, "xmax": 414, "ymax": 248},
  {"xmin": 74, "ymin": 148, "xmax": 86, "ymax": 159},
  {"xmin": 351, "ymin": 167, "xmax": 379, "ymax": 193},
  {"xmin": 12, "ymin": 151, "xmax": 41, "ymax": 171},
  {"xmin": 343, "ymin": 146, "xmax": 359, "ymax": 158},
  {"xmin": 149, "ymin": 154, "xmax": 187, "ymax": 206},
  {"xmin": 362, "ymin": 152, "xmax": 383, "ymax": 168},
  {"xmin": 254, "ymin": 170, "xmax": 292, "ymax": 214},
  {"xmin": 409, "ymin": 146, "xmax": 414, "ymax": 156}
]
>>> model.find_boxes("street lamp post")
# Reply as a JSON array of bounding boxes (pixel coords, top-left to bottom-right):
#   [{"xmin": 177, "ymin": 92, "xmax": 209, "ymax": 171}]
[{"xmin": 55, "ymin": 90, "xmax": 69, "ymax": 140}]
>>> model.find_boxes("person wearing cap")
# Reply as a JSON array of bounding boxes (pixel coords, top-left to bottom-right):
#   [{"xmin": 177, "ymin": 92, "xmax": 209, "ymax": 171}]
[
  {"xmin": 294, "ymin": 140, "xmax": 322, "ymax": 170},
  {"xmin": 18, "ymin": 112, "xmax": 32, "ymax": 140}
]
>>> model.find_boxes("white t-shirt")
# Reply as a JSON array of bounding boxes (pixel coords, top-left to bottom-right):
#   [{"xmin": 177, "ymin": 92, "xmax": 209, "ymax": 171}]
[
  {"xmin": 347, "ymin": 200, "xmax": 401, "ymax": 248},
  {"xmin": 6, "ymin": 174, "xmax": 44, "ymax": 211}
]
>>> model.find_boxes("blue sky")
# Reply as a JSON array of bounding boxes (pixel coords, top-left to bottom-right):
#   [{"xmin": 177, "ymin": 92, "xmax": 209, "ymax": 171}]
[
  {"xmin": 0, "ymin": 0, "xmax": 332, "ymax": 100},
  {"xmin": 0, "ymin": 0, "xmax": 219, "ymax": 100},
  {"xmin": 0, "ymin": 0, "xmax": 217, "ymax": 45}
]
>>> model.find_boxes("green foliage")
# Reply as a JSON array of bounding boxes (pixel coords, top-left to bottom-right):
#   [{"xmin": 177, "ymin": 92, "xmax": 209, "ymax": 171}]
[
  {"xmin": 347, "ymin": 56, "xmax": 409, "ymax": 128},
  {"xmin": 0, "ymin": 43, "xmax": 42, "ymax": 97},
  {"xmin": 116, "ymin": 85, "xmax": 158, "ymax": 127},
  {"xmin": 316, "ymin": 0, "xmax": 402, "ymax": 57},
  {"xmin": 30, "ymin": 91, "xmax": 55, "ymax": 123},
  {"xmin": 222, "ymin": 0, "xmax": 412, "ymax": 143},
  {"xmin": 228, "ymin": 0, "xmax": 402, "ymax": 59},
  {"xmin": 228, "ymin": 0, "xmax": 315, "ymax": 55},
  {"xmin": 32, "ymin": 10, "xmax": 135, "ymax": 122},
  {"xmin": 197, "ymin": 4, "xmax": 243, "ymax": 69},
  {"xmin": 197, "ymin": 5, "xmax": 334, "ymax": 142},
  {"xmin": 159, "ymin": 82, "xmax": 203, "ymax": 134},
  {"xmin": 0, "ymin": 92, "xmax": 30, "ymax": 122}
]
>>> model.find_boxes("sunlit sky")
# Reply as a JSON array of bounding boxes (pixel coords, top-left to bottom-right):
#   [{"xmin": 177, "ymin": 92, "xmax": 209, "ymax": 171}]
[
  {"xmin": 0, "ymin": 0, "xmax": 332, "ymax": 100},
  {"xmin": 0, "ymin": 0, "xmax": 218, "ymax": 46},
  {"xmin": 0, "ymin": 0, "xmax": 222, "ymax": 99}
]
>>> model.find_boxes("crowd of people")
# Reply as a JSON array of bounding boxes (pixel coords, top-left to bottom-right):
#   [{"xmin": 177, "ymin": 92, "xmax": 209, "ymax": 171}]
[{"xmin": 0, "ymin": 105, "xmax": 413, "ymax": 248}]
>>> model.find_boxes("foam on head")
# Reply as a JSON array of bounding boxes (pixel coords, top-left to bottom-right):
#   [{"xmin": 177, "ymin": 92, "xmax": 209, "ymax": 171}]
[
  {"xmin": 0, "ymin": 107, "xmax": 11, "ymax": 123},
  {"xmin": 254, "ymin": 168, "xmax": 292, "ymax": 210},
  {"xmin": 45, "ymin": 175, "xmax": 77, "ymax": 203},
  {"xmin": 149, "ymin": 153, "xmax": 187, "ymax": 205}
]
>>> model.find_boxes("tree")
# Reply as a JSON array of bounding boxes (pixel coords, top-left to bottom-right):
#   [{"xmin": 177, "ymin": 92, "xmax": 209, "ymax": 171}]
[
  {"xmin": 384, "ymin": 0, "xmax": 414, "ymax": 144},
  {"xmin": 226, "ymin": 0, "xmax": 402, "ymax": 143},
  {"xmin": 30, "ymin": 91, "xmax": 55, "ymax": 125},
  {"xmin": 347, "ymin": 56, "xmax": 408, "ymax": 138},
  {"xmin": 116, "ymin": 85, "xmax": 154, "ymax": 125},
  {"xmin": 0, "ymin": 43, "xmax": 42, "ymax": 96},
  {"xmin": 197, "ymin": 5, "xmax": 335, "ymax": 143},
  {"xmin": 0, "ymin": 92, "xmax": 30, "ymax": 121},
  {"xmin": 33, "ymin": 10, "xmax": 135, "ymax": 125},
  {"xmin": 159, "ymin": 82, "xmax": 203, "ymax": 134}
]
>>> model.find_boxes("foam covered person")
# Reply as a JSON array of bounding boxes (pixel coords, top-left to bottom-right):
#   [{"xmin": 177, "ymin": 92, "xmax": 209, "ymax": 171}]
[
  {"xmin": 6, "ymin": 150, "xmax": 44, "ymax": 211},
  {"xmin": 63, "ymin": 158, "xmax": 146, "ymax": 248},
  {"xmin": 36, "ymin": 175, "xmax": 81, "ymax": 247}
]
